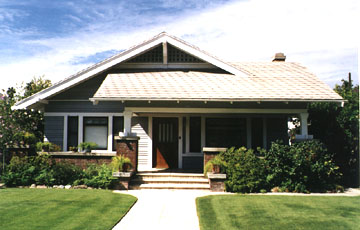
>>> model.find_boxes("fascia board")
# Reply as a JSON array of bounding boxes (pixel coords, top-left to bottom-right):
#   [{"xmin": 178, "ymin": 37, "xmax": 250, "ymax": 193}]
[{"xmin": 13, "ymin": 37, "xmax": 166, "ymax": 110}]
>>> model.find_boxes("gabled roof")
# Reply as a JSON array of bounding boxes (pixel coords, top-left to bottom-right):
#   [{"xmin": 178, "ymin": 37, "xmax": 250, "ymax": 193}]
[
  {"xmin": 90, "ymin": 62, "xmax": 343, "ymax": 103},
  {"xmin": 13, "ymin": 32, "xmax": 245, "ymax": 109}
]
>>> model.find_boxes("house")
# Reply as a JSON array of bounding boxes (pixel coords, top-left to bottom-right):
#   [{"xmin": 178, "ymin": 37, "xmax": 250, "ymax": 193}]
[{"xmin": 13, "ymin": 32, "xmax": 343, "ymax": 171}]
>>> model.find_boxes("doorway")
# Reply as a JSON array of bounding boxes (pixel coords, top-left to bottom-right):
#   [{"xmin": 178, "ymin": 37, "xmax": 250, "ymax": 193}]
[{"xmin": 152, "ymin": 117, "xmax": 178, "ymax": 168}]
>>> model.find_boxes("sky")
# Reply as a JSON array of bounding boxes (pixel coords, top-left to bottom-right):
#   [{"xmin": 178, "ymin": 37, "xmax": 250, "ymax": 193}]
[{"xmin": 0, "ymin": 0, "xmax": 358, "ymax": 92}]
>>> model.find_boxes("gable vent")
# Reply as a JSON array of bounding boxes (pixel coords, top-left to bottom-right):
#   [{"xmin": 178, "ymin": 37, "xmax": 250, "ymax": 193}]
[
  {"xmin": 168, "ymin": 44, "xmax": 204, "ymax": 63},
  {"xmin": 127, "ymin": 45, "xmax": 163, "ymax": 63}
]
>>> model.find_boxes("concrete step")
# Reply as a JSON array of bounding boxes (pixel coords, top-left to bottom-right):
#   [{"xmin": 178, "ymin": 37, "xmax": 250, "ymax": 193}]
[
  {"xmin": 130, "ymin": 183, "xmax": 210, "ymax": 190},
  {"xmin": 130, "ymin": 172, "xmax": 210, "ymax": 190},
  {"xmin": 136, "ymin": 172, "xmax": 205, "ymax": 178},
  {"xmin": 132, "ymin": 177, "xmax": 209, "ymax": 184}
]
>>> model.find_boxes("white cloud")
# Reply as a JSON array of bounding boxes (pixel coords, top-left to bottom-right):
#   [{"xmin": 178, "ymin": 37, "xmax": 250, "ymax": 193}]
[{"xmin": 0, "ymin": 0, "xmax": 358, "ymax": 90}]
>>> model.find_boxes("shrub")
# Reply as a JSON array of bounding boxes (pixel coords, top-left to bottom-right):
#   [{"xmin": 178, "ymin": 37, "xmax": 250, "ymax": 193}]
[
  {"xmin": 220, "ymin": 147, "xmax": 267, "ymax": 193},
  {"xmin": 265, "ymin": 140, "xmax": 341, "ymax": 192},
  {"xmin": 1, "ymin": 154, "xmax": 83, "ymax": 187},
  {"xmin": 204, "ymin": 154, "xmax": 227, "ymax": 175},
  {"xmin": 74, "ymin": 164, "xmax": 116, "ymax": 189}
]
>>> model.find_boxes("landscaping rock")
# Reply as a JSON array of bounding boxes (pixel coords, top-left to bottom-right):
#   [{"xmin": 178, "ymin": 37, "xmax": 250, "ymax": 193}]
[
  {"xmin": 0, "ymin": 183, "xmax": 5, "ymax": 189},
  {"xmin": 58, "ymin": 185, "xmax": 65, "ymax": 189},
  {"xmin": 65, "ymin": 185, "xmax": 72, "ymax": 189},
  {"xmin": 73, "ymin": 185, "xmax": 87, "ymax": 189},
  {"xmin": 30, "ymin": 184, "xmax": 36, "ymax": 188},
  {"xmin": 37, "ymin": 185, "xmax": 47, "ymax": 189},
  {"xmin": 53, "ymin": 185, "xmax": 58, "ymax": 189}
]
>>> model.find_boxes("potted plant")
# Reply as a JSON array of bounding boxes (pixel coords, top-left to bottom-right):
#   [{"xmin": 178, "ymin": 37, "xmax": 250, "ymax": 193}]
[
  {"xmin": 36, "ymin": 142, "xmax": 62, "ymax": 153},
  {"xmin": 78, "ymin": 142, "xmax": 98, "ymax": 153},
  {"xmin": 69, "ymin": 146, "xmax": 78, "ymax": 152},
  {"xmin": 111, "ymin": 155, "xmax": 133, "ymax": 172},
  {"xmin": 204, "ymin": 154, "xmax": 227, "ymax": 175}
]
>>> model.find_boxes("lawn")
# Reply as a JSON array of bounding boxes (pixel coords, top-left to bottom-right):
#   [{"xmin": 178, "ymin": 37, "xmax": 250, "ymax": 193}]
[
  {"xmin": 196, "ymin": 195, "xmax": 360, "ymax": 230},
  {"xmin": 0, "ymin": 188, "xmax": 137, "ymax": 230}
]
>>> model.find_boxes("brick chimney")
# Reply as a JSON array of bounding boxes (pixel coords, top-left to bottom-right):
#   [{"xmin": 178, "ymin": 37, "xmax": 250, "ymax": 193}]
[{"xmin": 272, "ymin": 53, "xmax": 286, "ymax": 62}]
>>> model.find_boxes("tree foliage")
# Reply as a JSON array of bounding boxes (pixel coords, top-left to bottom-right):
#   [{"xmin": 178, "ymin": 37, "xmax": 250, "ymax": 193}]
[
  {"xmin": 308, "ymin": 78, "xmax": 359, "ymax": 186},
  {"xmin": 0, "ymin": 76, "xmax": 52, "ymax": 159}
]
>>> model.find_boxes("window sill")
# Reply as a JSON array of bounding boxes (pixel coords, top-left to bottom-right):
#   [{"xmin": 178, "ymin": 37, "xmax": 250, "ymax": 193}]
[
  {"xmin": 48, "ymin": 151, "xmax": 117, "ymax": 157},
  {"xmin": 202, "ymin": 147, "xmax": 227, "ymax": 152}
]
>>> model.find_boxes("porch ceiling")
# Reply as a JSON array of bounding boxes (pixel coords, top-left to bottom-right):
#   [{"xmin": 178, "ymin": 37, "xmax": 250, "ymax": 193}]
[{"xmin": 91, "ymin": 63, "xmax": 343, "ymax": 103}]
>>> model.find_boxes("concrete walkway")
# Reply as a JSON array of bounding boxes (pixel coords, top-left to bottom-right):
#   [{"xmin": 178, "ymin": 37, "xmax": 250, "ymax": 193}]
[
  {"xmin": 112, "ymin": 188, "xmax": 360, "ymax": 230},
  {"xmin": 112, "ymin": 190, "xmax": 218, "ymax": 230}
]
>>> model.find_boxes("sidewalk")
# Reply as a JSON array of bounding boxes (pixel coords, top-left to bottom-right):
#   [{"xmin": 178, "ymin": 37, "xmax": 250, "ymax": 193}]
[
  {"xmin": 112, "ymin": 190, "xmax": 218, "ymax": 230},
  {"xmin": 112, "ymin": 188, "xmax": 360, "ymax": 230}
]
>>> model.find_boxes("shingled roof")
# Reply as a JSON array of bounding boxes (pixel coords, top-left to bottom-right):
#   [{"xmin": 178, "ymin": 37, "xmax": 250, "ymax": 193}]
[
  {"xmin": 13, "ymin": 32, "xmax": 343, "ymax": 109},
  {"xmin": 91, "ymin": 62, "xmax": 343, "ymax": 103}
]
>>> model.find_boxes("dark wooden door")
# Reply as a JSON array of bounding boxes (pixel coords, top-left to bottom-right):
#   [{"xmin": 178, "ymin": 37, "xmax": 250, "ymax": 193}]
[{"xmin": 153, "ymin": 118, "xmax": 178, "ymax": 168}]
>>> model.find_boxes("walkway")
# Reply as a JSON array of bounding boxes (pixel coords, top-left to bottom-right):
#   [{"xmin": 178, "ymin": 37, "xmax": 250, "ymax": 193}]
[{"xmin": 112, "ymin": 189, "xmax": 217, "ymax": 230}]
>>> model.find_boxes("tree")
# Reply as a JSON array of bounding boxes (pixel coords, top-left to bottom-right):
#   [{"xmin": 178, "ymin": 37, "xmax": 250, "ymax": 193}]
[
  {"xmin": 308, "ymin": 76, "xmax": 359, "ymax": 187},
  {"xmin": 0, "ymin": 76, "xmax": 52, "ymax": 173}
]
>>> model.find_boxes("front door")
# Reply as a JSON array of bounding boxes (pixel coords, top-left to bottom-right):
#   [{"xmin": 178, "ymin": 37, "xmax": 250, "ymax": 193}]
[{"xmin": 153, "ymin": 117, "xmax": 178, "ymax": 168}]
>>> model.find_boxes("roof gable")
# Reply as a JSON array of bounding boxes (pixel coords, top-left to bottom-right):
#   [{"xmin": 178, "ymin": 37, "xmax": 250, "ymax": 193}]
[{"xmin": 14, "ymin": 32, "xmax": 245, "ymax": 109}]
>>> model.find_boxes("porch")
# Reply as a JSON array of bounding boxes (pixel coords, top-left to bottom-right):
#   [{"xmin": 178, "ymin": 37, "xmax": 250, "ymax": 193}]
[{"xmin": 121, "ymin": 107, "xmax": 311, "ymax": 171}]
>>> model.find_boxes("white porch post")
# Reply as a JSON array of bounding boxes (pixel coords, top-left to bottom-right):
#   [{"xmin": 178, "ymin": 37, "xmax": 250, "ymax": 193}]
[
  {"xmin": 63, "ymin": 116, "xmax": 68, "ymax": 151},
  {"xmin": 123, "ymin": 111, "xmax": 133, "ymax": 136},
  {"xmin": 78, "ymin": 115, "xmax": 83, "ymax": 148},
  {"xmin": 107, "ymin": 115, "xmax": 113, "ymax": 152},
  {"xmin": 300, "ymin": 112, "xmax": 309, "ymax": 136}
]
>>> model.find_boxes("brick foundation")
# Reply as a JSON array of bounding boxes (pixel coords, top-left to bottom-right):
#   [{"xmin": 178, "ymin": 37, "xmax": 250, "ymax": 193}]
[
  {"xmin": 53, "ymin": 156, "xmax": 112, "ymax": 169},
  {"xmin": 115, "ymin": 136, "xmax": 139, "ymax": 172}
]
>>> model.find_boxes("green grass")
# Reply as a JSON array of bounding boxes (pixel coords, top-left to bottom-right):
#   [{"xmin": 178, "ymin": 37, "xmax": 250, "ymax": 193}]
[
  {"xmin": 0, "ymin": 188, "xmax": 137, "ymax": 230},
  {"xmin": 197, "ymin": 195, "xmax": 360, "ymax": 230}
]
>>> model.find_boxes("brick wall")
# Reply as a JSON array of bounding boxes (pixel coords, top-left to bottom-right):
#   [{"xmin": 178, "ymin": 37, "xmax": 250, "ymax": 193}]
[
  {"xmin": 53, "ymin": 156, "xmax": 112, "ymax": 169},
  {"xmin": 115, "ymin": 139, "xmax": 138, "ymax": 172}
]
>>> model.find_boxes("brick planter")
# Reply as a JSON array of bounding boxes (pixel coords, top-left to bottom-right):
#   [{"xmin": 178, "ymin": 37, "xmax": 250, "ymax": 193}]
[
  {"xmin": 114, "ymin": 136, "xmax": 139, "ymax": 172},
  {"xmin": 203, "ymin": 147, "xmax": 227, "ymax": 173},
  {"xmin": 207, "ymin": 173, "xmax": 226, "ymax": 192},
  {"xmin": 112, "ymin": 172, "xmax": 134, "ymax": 190}
]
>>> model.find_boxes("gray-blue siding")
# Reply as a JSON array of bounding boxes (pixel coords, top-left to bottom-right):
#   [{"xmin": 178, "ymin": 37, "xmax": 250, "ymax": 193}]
[
  {"xmin": 44, "ymin": 116, "xmax": 64, "ymax": 149},
  {"xmin": 45, "ymin": 101, "xmax": 124, "ymax": 113}
]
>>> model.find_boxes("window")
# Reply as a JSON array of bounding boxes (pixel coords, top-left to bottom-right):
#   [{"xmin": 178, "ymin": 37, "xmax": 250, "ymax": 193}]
[
  {"xmin": 112, "ymin": 116, "xmax": 124, "ymax": 151},
  {"xmin": 189, "ymin": 117, "xmax": 201, "ymax": 152},
  {"xmin": 206, "ymin": 118, "xmax": 246, "ymax": 148},
  {"xmin": 67, "ymin": 116, "xmax": 78, "ymax": 150},
  {"xmin": 83, "ymin": 117, "xmax": 108, "ymax": 150}
]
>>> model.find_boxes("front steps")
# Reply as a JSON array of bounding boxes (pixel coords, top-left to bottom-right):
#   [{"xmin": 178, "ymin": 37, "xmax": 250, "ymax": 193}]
[{"xmin": 130, "ymin": 172, "xmax": 210, "ymax": 190}]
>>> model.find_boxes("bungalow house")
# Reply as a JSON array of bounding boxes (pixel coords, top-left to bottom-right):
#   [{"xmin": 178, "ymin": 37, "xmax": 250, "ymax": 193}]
[{"xmin": 13, "ymin": 32, "xmax": 343, "ymax": 171}]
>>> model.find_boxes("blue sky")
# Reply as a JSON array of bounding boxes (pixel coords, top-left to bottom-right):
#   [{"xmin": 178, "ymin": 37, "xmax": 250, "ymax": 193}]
[{"xmin": 0, "ymin": 0, "xmax": 358, "ymax": 91}]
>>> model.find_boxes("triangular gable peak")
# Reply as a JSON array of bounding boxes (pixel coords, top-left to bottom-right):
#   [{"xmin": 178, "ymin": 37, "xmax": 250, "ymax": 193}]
[{"xmin": 13, "ymin": 32, "xmax": 246, "ymax": 109}]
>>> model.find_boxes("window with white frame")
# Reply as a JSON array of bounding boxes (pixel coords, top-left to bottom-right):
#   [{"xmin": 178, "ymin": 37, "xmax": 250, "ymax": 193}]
[{"xmin": 83, "ymin": 117, "xmax": 108, "ymax": 150}]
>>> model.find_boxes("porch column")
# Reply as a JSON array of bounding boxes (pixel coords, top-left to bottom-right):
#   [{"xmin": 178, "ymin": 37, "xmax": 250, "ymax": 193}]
[
  {"xmin": 299, "ymin": 112, "xmax": 309, "ymax": 136},
  {"xmin": 124, "ymin": 111, "xmax": 133, "ymax": 136}
]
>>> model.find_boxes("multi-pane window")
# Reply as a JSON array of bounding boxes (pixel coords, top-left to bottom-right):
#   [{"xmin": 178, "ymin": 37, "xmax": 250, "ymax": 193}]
[
  {"xmin": 206, "ymin": 118, "xmax": 246, "ymax": 148},
  {"xmin": 83, "ymin": 117, "xmax": 108, "ymax": 150}
]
